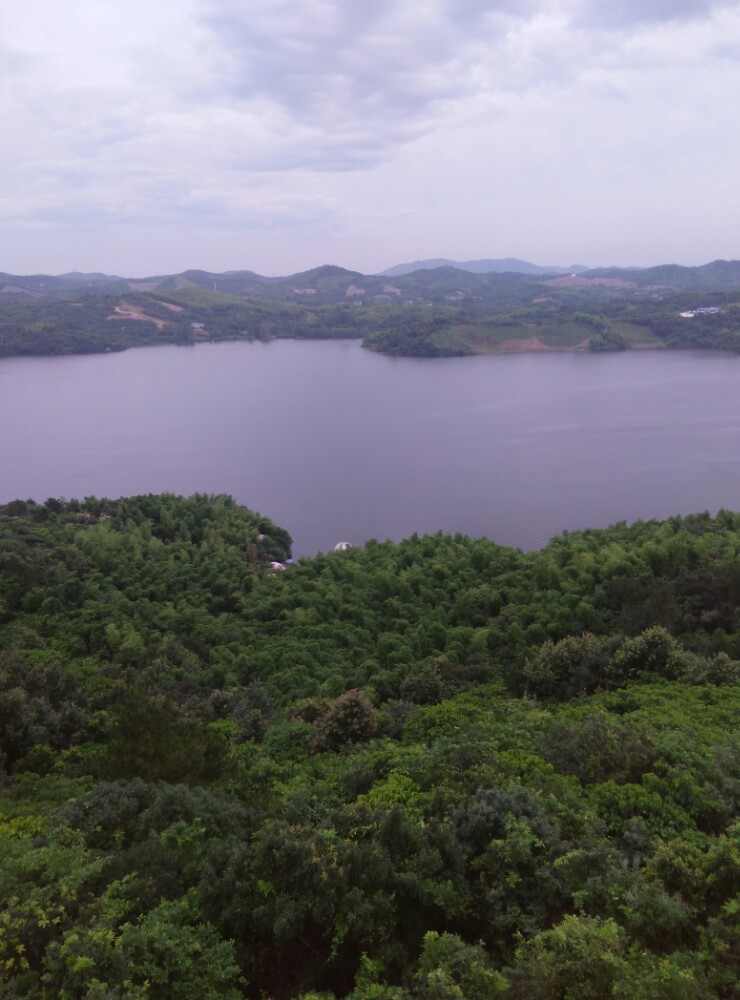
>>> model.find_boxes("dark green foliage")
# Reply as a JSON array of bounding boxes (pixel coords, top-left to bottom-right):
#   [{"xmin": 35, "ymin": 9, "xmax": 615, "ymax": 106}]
[
  {"xmin": 96, "ymin": 692, "xmax": 230, "ymax": 784},
  {"xmin": 539, "ymin": 711, "xmax": 658, "ymax": 785},
  {"xmin": 0, "ymin": 495, "xmax": 738, "ymax": 998},
  {"xmin": 573, "ymin": 312, "xmax": 628, "ymax": 352},
  {"xmin": 521, "ymin": 633, "xmax": 609, "ymax": 698},
  {"xmin": 0, "ymin": 649, "xmax": 93, "ymax": 766}
]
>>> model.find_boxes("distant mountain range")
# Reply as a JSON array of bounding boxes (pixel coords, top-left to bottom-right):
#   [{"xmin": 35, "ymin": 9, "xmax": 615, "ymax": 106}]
[
  {"xmin": 380, "ymin": 258, "xmax": 590, "ymax": 277},
  {"xmin": 3, "ymin": 259, "xmax": 740, "ymax": 305}
]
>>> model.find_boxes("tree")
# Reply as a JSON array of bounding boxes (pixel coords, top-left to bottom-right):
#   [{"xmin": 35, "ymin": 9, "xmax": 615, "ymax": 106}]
[
  {"xmin": 413, "ymin": 932, "xmax": 508, "ymax": 999},
  {"xmin": 311, "ymin": 690, "xmax": 380, "ymax": 752},
  {"xmin": 511, "ymin": 915, "xmax": 628, "ymax": 999}
]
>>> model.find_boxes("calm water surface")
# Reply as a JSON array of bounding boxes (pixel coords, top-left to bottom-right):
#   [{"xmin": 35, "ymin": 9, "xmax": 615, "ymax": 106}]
[{"xmin": 1, "ymin": 340, "xmax": 739, "ymax": 555}]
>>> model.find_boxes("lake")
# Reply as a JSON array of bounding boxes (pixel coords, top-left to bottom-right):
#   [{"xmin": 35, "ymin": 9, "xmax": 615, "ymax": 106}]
[{"xmin": 1, "ymin": 340, "xmax": 739, "ymax": 555}]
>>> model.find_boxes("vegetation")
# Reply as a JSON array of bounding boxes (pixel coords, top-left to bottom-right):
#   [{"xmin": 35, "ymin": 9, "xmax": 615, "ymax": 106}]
[
  {"xmin": 3, "ymin": 262, "xmax": 740, "ymax": 358},
  {"xmin": 1, "ymin": 494, "xmax": 738, "ymax": 997}
]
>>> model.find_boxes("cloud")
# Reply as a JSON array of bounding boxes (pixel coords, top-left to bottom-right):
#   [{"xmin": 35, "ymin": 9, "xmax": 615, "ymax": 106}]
[
  {"xmin": 2, "ymin": 0, "xmax": 740, "ymax": 274},
  {"xmin": 195, "ymin": 0, "xmax": 535, "ymax": 168},
  {"xmin": 574, "ymin": 0, "xmax": 733, "ymax": 30}
]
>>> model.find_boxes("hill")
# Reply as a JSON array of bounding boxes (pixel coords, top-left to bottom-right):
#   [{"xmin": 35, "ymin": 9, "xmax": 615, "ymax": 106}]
[
  {"xmin": 2, "ymin": 258, "xmax": 740, "ymax": 359},
  {"xmin": 0, "ymin": 494, "xmax": 738, "ymax": 998},
  {"xmin": 584, "ymin": 259, "xmax": 740, "ymax": 290},
  {"xmin": 381, "ymin": 257, "xmax": 590, "ymax": 277},
  {"xmin": 6, "ymin": 258, "xmax": 740, "ymax": 303}
]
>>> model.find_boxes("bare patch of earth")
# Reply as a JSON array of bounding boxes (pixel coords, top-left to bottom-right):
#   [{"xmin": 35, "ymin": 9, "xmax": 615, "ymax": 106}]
[
  {"xmin": 478, "ymin": 329, "xmax": 665, "ymax": 355},
  {"xmin": 493, "ymin": 336, "xmax": 591, "ymax": 354},
  {"xmin": 461, "ymin": 334, "xmax": 592, "ymax": 355},
  {"xmin": 106, "ymin": 303, "xmax": 169, "ymax": 329}
]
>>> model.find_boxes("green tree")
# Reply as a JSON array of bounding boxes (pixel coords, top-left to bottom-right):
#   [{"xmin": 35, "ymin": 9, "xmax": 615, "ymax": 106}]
[
  {"xmin": 413, "ymin": 932, "xmax": 508, "ymax": 999},
  {"xmin": 312, "ymin": 690, "xmax": 380, "ymax": 752}
]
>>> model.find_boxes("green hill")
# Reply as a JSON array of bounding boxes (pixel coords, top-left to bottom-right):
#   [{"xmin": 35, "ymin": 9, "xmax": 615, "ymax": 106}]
[
  {"xmin": 3, "ymin": 257, "xmax": 740, "ymax": 358},
  {"xmin": 1, "ymin": 495, "xmax": 738, "ymax": 998}
]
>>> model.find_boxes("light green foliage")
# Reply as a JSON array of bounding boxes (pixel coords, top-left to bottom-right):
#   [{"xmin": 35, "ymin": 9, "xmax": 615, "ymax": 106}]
[
  {"xmin": 0, "ymin": 820, "xmax": 107, "ymax": 996},
  {"xmin": 512, "ymin": 915, "xmax": 628, "ymax": 999},
  {"xmin": 513, "ymin": 913, "xmax": 714, "ymax": 999},
  {"xmin": 347, "ymin": 954, "xmax": 409, "ymax": 999},
  {"xmin": 54, "ymin": 890, "xmax": 243, "ymax": 998},
  {"xmin": 413, "ymin": 932, "xmax": 508, "ymax": 999}
]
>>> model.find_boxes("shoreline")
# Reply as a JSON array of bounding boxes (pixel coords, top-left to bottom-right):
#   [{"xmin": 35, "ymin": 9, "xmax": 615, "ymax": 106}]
[{"xmin": 0, "ymin": 331, "xmax": 718, "ymax": 364}]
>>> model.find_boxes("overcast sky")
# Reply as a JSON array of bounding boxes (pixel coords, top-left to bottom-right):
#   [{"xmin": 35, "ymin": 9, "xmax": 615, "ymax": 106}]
[{"xmin": 2, "ymin": 0, "xmax": 740, "ymax": 276}]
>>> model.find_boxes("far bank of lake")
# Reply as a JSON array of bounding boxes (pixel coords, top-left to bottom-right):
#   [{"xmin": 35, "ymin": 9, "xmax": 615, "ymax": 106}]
[{"xmin": 1, "ymin": 339, "xmax": 738, "ymax": 556}]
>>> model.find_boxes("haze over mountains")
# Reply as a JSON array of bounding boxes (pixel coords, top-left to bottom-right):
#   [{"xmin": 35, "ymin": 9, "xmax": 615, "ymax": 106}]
[
  {"xmin": 3, "ymin": 258, "xmax": 740, "ymax": 304},
  {"xmin": 380, "ymin": 258, "xmax": 590, "ymax": 277}
]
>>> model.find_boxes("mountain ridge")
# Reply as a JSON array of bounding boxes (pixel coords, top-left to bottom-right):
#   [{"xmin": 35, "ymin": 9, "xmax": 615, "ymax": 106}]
[
  {"xmin": 380, "ymin": 257, "xmax": 590, "ymax": 277},
  {"xmin": 6, "ymin": 258, "xmax": 740, "ymax": 299}
]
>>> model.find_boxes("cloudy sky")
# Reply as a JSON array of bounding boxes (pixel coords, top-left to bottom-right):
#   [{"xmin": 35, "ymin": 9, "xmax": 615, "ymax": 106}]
[{"xmin": 2, "ymin": 0, "xmax": 740, "ymax": 276}]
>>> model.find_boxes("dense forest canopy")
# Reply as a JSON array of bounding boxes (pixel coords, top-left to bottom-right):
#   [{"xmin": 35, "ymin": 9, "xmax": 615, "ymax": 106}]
[{"xmin": 0, "ymin": 494, "xmax": 738, "ymax": 997}]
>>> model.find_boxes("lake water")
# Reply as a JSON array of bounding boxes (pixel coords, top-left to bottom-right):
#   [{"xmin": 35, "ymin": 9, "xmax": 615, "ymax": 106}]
[{"xmin": 1, "ymin": 340, "xmax": 739, "ymax": 556}]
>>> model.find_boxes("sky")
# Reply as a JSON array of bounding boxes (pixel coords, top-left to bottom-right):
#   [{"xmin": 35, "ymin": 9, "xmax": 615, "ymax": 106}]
[{"xmin": 2, "ymin": 0, "xmax": 740, "ymax": 277}]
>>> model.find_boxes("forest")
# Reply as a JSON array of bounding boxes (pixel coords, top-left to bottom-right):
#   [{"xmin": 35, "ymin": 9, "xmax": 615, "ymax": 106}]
[
  {"xmin": 0, "ymin": 494, "xmax": 738, "ymax": 998},
  {"xmin": 3, "ymin": 263, "xmax": 740, "ymax": 359}
]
